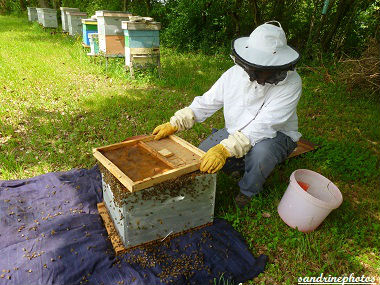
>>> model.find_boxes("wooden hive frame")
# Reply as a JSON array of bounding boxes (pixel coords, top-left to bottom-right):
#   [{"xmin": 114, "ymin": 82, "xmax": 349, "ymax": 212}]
[{"xmin": 93, "ymin": 135, "xmax": 205, "ymax": 193}]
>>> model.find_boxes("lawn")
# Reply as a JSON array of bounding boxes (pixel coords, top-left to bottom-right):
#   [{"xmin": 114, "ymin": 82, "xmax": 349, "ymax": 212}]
[{"xmin": 0, "ymin": 15, "xmax": 379, "ymax": 284}]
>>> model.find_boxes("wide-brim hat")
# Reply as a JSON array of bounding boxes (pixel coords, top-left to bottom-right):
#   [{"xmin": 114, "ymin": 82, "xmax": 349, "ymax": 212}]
[{"xmin": 232, "ymin": 21, "xmax": 300, "ymax": 70}]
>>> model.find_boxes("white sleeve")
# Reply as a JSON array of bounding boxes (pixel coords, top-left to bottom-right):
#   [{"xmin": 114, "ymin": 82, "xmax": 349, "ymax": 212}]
[
  {"xmin": 242, "ymin": 81, "xmax": 302, "ymax": 146},
  {"xmin": 188, "ymin": 72, "xmax": 227, "ymax": 122},
  {"xmin": 220, "ymin": 131, "xmax": 251, "ymax": 158},
  {"xmin": 170, "ymin": 107, "xmax": 195, "ymax": 131}
]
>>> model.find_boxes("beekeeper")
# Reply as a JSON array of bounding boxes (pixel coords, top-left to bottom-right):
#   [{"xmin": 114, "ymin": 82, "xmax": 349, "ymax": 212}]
[{"xmin": 152, "ymin": 21, "xmax": 302, "ymax": 209}]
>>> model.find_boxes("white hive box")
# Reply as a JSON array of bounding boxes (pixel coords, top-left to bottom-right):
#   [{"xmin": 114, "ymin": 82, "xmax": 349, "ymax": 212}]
[
  {"xmin": 60, "ymin": 7, "xmax": 80, "ymax": 32},
  {"xmin": 95, "ymin": 10, "xmax": 132, "ymax": 57},
  {"xmin": 38, "ymin": 8, "xmax": 58, "ymax": 28},
  {"xmin": 27, "ymin": 7, "xmax": 38, "ymax": 22},
  {"xmin": 93, "ymin": 135, "xmax": 216, "ymax": 252},
  {"xmin": 66, "ymin": 11, "xmax": 88, "ymax": 36}
]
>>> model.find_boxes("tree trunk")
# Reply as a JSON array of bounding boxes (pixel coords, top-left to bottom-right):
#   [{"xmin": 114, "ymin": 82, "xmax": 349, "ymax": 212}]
[
  {"xmin": 314, "ymin": 0, "xmax": 336, "ymax": 42},
  {"xmin": 321, "ymin": 0, "xmax": 355, "ymax": 52},
  {"xmin": 0, "ymin": 0, "xmax": 6, "ymax": 14},
  {"xmin": 19, "ymin": 0, "xmax": 26, "ymax": 10},
  {"xmin": 145, "ymin": 0, "xmax": 151, "ymax": 14},
  {"xmin": 304, "ymin": 0, "xmax": 318, "ymax": 57},
  {"xmin": 248, "ymin": 0, "xmax": 261, "ymax": 28},
  {"xmin": 38, "ymin": 0, "xmax": 49, "ymax": 8},
  {"xmin": 122, "ymin": 0, "xmax": 128, "ymax": 12},
  {"xmin": 229, "ymin": 0, "xmax": 242, "ymax": 36},
  {"xmin": 272, "ymin": 0, "xmax": 285, "ymax": 22}
]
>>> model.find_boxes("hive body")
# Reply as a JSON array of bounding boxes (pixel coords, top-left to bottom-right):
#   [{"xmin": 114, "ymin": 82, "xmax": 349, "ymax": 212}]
[
  {"xmin": 66, "ymin": 11, "xmax": 88, "ymax": 36},
  {"xmin": 122, "ymin": 20, "xmax": 161, "ymax": 69},
  {"xmin": 36, "ymin": 8, "xmax": 58, "ymax": 28},
  {"xmin": 101, "ymin": 171, "xmax": 216, "ymax": 248},
  {"xmin": 60, "ymin": 7, "xmax": 80, "ymax": 32},
  {"xmin": 96, "ymin": 11, "xmax": 132, "ymax": 57},
  {"xmin": 93, "ymin": 135, "xmax": 216, "ymax": 249}
]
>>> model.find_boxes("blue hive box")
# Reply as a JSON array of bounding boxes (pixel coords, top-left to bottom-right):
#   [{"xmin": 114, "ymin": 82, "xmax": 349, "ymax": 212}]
[{"xmin": 82, "ymin": 18, "xmax": 98, "ymax": 47}]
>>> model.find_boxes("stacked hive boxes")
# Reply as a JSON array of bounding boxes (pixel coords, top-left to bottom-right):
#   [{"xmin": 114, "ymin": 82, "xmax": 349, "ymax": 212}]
[
  {"xmin": 36, "ymin": 8, "xmax": 58, "ymax": 28},
  {"xmin": 93, "ymin": 135, "xmax": 216, "ymax": 250},
  {"xmin": 82, "ymin": 18, "xmax": 98, "ymax": 47},
  {"xmin": 66, "ymin": 11, "xmax": 88, "ymax": 36},
  {"xmin": 60, "ymin": 7, "xmax": 80, "ymax": 32},
  {"xmin": 27, "ymin": 7, "xmax": 38, "ymax": 22},
  {"xmin": 95, "ymin": 10, "xmax": 132, "ymax": 57},
  {"xmin": 122, "ymin": 17, "xmax": 161, "ymax": 71}
]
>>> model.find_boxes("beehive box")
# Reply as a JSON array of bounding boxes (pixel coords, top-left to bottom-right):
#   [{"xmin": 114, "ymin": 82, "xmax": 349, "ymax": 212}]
[
  {"xmin": 93, "ymin": 135, "xmax": 216, "ymax": 250},
  {"xmin": 27, "ymin": 7, "xmax": 38, "ymax": 22},
  {"xmin": 122, "ymin": 19, "xmax": 161, "ymax": 70},
  {"xmin": 66, "ymin": 11, "xmax": 88, "ymax": 36},
  {"xmin": 36, "ymin": 8, "xmax": 58, "ymax": 28},
  {"xmin": 60, "ymin": 7, "xmax": 80, "ymax": 32},
  {"xmin": 88, "ymin": 33, "xmax": 99, "ymax": 55},
  {"xmin": 95, "ymin": 10, "xmax": 132, "ymax": 57},
  {"xmin": 82, "ymin": 18, "xmax": 98, "ymax": 47}
]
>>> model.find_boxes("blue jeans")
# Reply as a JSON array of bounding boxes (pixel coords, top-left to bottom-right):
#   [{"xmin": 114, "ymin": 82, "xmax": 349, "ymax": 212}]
[{"xmin": 198, "ymin": 129, "xmax": 297, "ymax": 197}]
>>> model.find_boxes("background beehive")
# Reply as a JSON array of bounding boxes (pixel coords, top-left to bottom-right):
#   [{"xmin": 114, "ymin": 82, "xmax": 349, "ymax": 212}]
[
  {"xmin": 93, "ymin": 135, "xmax": 216, "ymax": 249},
  {"xmin": 66, "ymin": 11, "xmax": 88, "ymax": 36},
  {"xmin": 96, "ymin": 10, "xmax": 132, "ymax": 57},
  {"xmin": 122, "ymin": 20, "xmax": 161, "ymax": 70},
  {"xmin": 36, "ymin": 8, "xmax": 57, "ymax": 28},
  {"xmin": 60, "ymin": 7, "xmax": 79, "ymax": 32}
]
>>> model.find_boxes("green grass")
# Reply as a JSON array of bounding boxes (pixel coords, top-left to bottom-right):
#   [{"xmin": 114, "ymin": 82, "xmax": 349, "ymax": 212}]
[{"xmin": 0, "ymin": 15, "xmax": 379, "ymax": 284}]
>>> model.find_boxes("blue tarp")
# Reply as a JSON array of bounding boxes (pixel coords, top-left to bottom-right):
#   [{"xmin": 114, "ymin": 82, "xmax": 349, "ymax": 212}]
[{"xmin": 0, "ymin": 166, "xmax": 267, "ymax": 285}]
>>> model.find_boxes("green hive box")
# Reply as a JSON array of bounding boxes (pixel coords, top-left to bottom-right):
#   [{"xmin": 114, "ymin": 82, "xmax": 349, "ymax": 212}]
[{"xmin": 122, "ymin": 20, "xmax": 161, "ymax": 69}]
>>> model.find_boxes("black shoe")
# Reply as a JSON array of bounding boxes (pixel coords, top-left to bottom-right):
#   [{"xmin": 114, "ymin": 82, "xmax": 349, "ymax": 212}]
[{"xmin": 234, "ymin": 193, "xmax": 252, "ymax": 209}]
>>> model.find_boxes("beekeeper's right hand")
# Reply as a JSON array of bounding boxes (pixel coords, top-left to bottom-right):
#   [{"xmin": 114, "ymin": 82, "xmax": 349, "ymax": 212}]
[
  {"xmin": 152, "ymin": 107, "xmax": 195, "ymax": 140},
  {"xmin": 152, "ymin": 122, "xmax": 178, "ymax": 140}
]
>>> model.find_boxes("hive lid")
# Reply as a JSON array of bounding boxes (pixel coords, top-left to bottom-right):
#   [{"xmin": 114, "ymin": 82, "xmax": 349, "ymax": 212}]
[
  {"xmin": 66, "ymin": 11, "xmax": 87, "ymax": 16},
  {"xmin": 82, "ymin": 18, "xmax": 97, "ymax": 24},
  {"xmin": 95, "ymin": 10, "xmax": 132, "ymax": 18},
  {"xmin": 121, "ymin": 20, "xmax": 161, "ymax": 30},
  {"xmin": 37, "ymin": 8, "xmax": 56, "ymax": 11},
  {"xmin": 93, "ymin": 135, "xmax": 205, "ymax": 192},
  {"xmin": 60, "ymin": 7, "xmax": 80, "ymax": 11}
]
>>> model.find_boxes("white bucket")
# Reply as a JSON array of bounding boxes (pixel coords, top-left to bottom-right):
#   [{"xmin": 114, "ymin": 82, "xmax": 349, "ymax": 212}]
[{"xmin": 278, "ymin": 169, "xmax": 343, "ymax": 233}]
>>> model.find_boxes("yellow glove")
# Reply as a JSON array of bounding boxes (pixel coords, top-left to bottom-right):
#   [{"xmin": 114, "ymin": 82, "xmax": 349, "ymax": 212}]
[
  {"xmin": 152, "ymin": 122, "xmax": 178, "ymax": 140},
  {"xmin": 200, "ymin": 144, "xmax": 231, "ymax": 174}
]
